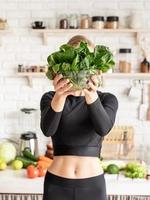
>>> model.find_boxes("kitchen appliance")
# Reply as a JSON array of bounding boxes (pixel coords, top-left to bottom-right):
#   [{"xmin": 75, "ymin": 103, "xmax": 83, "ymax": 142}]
[
  {"xmin": 19, "ymin": 132, "xmax": 38, "ymax": 157},
  {"xmin": 18, "ymin": 108, "xmax": 39, "ymax": 157}
]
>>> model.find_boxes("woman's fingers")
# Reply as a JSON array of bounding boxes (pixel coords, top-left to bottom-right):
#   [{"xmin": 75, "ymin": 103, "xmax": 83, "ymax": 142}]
[
  {"xmin": 59, "ymin": 82, "xmax": 73, "ymax": 93},
  {"xmin": 53, "ymin": 74, "xmax": 63, "ymax": 86},
  {"xmin": 55, "ymin": 78, "xmax": 70, "ymax": 91},
  {"xmin": 90, "ymin": 75, "xmax": 99, "ymax": 87},
  {"xmin": 88, "ymin": 80, "xmax": 97, "ymax": 91}
]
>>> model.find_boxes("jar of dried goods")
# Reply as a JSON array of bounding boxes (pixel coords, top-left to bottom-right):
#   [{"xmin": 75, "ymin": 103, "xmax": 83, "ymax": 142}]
[
  {"xmin": 92, "ymin": 16, "xmax": 104, "ymax": 29},
  {"xmin": 106, "ymin": 16, "xmax": 119, "ymax": 29},
  {"xmin": 80, "ymin": 14, "xmax": 90, "ymax": 29},
  {"xmin": 119, "ymin": 48, "xmax": 132, "ymax": 73},
  {"xmin": 140, "ymin": 58, "xmax": 149, "ymax": 73}
]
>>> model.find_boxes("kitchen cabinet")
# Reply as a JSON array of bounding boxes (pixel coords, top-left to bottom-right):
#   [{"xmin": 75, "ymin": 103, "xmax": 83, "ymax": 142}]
[{"xmin": 0, "ymin": 168, "xmax": 150, "ymax": 200}]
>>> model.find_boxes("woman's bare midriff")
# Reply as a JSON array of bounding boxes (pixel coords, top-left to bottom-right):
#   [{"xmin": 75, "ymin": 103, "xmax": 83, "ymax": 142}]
[{"xmin": 48, "ymin": 155, "xmax": 104, "ymax": 179}]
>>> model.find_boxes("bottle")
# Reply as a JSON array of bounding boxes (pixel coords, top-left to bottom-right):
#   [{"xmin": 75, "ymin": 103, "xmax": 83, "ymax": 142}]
[
  {"xmin": 140, "ymin": 58, "xmax": 149, "ymax": 73},
  {"xmin": 105, "ymin": 16, "xmax": 119, "ymax": 29},
  {"xmin": 119, "ymin": 48, "xmax": 132, "ymax": 73},
  {"xmin": 69, "ymin": 14, "xmax": 78, "ymax": 29},
  {"xmin": 59, "ymin": 15, "xmax": 69, "ymax": 29},
  {"xmin": 92, "ymin": 16, "xmax": 104, "ymax": 29},
  {"xmin": 80, "ymin": 14, "xmax": 90, "ymax": 29},
  {"xmin": 18, "ymin": 64, "xmax": 23, "ymax": 72}
]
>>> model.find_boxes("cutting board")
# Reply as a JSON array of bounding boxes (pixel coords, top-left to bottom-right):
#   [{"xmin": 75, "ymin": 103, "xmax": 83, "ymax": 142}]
[{"xmin": 101, "ymin": 125, "xmax": 135, "ymax": 160}]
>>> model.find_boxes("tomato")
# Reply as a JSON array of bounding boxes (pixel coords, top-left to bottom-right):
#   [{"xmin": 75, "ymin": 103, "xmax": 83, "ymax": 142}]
[
  {"xmin": 27, "ymin": 165, "xmax": 39, "ymax": 178},
  {"xmin": 38, "ymin": 167, "xmax": 47, "ymax": 177}
]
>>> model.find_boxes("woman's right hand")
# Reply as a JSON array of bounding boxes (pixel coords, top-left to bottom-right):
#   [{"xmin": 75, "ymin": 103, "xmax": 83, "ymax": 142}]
[{"xmin": 53, "ymin": 74, "xmax": 73, "ymax": 98}]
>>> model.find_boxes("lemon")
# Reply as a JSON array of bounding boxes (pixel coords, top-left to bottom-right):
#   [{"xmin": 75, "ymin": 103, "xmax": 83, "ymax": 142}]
[
  {"xmin": 12, "ymin": 160, "xmax": 23, "ymax": 170},
  {"xmin": 0, "ymin": 161, "xmax": 7, "ymax": 170}
]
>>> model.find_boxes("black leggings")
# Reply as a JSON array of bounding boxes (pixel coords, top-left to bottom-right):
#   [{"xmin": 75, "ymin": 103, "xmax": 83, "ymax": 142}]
[{"xmin": 43, "ymin": 171, "xmax": 107, "ymax": 200}]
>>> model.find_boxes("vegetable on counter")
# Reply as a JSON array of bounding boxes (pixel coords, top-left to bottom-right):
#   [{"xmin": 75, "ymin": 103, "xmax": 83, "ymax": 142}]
[
  {"xmin": 22, "ymin": 149, "xmax": 38, "ymax": 161},
  {"xmin": 106, "ymin": 164, "xmax": 120, "ymax": 174},
  {"xmin": 26, "ymin": 155, "xmax": 53, "ymax": 178},
  {"xmin": 37, "ymin": 155, "xmax": 53, "ymax": 170},
  {"xmin": 0, "ymin": 142, "xmax": 16, "ymax": 164},
  {"xmin": 27, "ymin": 165, "xmax": 39, "ymax": 179},
  {"xmin": 11, "ymin": 160, "xmax": 23, "ymax": 170},
  {"xmin": 124, "ymin": 161, "xmax": 147, "ymax": 179},
  {"xmin": 15, "ymin": 156, "xmax": 37, "ymax": 168},
  {"xmin": 0, "ymin": 159, "xmax": 7, "ymax": 170},
  {"xmin": 46, "ymin": 42, "xmax": 115, "ymax": 90}
]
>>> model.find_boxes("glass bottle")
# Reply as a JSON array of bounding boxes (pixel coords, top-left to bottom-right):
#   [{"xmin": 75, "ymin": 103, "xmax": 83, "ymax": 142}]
[
  {"xmin": 140, "ymin": 58, "xmax": 149, "ymax": 73},
  {"xmin": 119, "ymin": 48, "xmax": 132, "ymax": 73},
  {"xmin": 80, "ymin": 14, "xmax": 90, "ymax": 29},
  {"xmin": 105, "ymin": 16, "xmax": 119, "ymax": 29},
  {"xmin": 59, "ymin": 14, "xmax": 69, "ymax": 29},
  {"xmin": 92, "ymin": 16, "xmax": 104, "ymax": 29},
  {"xmin": 69, "ymin": 14, "xmax": 78, "ymax": 29}
]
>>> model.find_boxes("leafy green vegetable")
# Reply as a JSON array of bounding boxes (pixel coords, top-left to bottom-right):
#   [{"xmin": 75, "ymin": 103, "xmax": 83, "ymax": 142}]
[
  {"xmin": 124, "ymin": 161, "xmax": 147, "ymax": 179},
  {"xmin": 46, "ymin": 42, "xmax": 115, "ymax": 89}
]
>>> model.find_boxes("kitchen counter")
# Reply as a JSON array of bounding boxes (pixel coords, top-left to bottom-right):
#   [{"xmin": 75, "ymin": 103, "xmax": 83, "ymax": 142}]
[{"xmin": 0, "ymin": 168, "xmax": 150, "ymax": 196}]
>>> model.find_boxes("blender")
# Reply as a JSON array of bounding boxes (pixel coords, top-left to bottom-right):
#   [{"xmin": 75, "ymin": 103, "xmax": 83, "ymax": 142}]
[{"xmin": 18, "ymin": 108, "xmax": 39, "ymax": 157}]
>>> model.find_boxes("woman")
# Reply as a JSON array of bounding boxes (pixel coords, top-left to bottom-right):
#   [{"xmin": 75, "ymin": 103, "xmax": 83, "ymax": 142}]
[{"xmin": 40, "ymin": 35, "xmax": 118, "ymax": 200}]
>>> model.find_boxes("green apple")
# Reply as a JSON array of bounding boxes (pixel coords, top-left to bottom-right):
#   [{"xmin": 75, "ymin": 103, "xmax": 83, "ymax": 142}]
[
  {"xmin": 12, "ymin": 160, "xmax": 23, "ymax": 170},
  {"xmin": 0, "ymin": 161, "xmax": 7, "ymax": 170}
]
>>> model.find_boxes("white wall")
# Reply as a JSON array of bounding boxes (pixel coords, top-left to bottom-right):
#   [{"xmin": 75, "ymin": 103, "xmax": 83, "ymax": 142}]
[{"xmin": 0, "ymin": 0, "xmax": 150, "ymax": 158}]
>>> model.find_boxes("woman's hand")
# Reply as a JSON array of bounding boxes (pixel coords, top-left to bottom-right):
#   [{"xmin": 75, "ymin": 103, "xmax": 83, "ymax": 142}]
[
  {"xmin": 51, "ymin": 74, "xmax": 73, "ymax": 112},
  {"xmin": 84, "ymin": 75, "xmax": 101, "ymax": 104},
  {"xmin": 53, "ymin": 74, "xmax": 73, "ymax": 99},
  {"xmin": 45, "ymin": 143, "xmax": 54, "ymax": 159}
]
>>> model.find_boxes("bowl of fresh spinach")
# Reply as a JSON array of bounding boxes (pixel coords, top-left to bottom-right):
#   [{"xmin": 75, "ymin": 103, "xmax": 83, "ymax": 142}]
[{"xmin": 46, "ymin": 42, "xmax": 115, "ymax": 90}]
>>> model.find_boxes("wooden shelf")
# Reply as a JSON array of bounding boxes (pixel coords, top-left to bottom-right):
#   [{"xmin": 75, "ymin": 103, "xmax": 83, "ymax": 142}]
[
  {"xmin": 103, "ymin": 72, "xmax": 150, "ymax": 79},
  {"xmin": 17, "ymin": 72, "xmax": 150, "ymax": 87},
  {"xmin": 30, "ymin": 28, "xmax": 150, "ymax": 45},
  {"xmin": 17, "ymin": 72, "xmax": 46, "ymax": 87}
]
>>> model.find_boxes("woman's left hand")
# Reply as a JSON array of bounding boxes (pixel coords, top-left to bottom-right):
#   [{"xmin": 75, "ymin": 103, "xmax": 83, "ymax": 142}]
[{"xmin": 83, "ymin": 75, "xmax": 101, "ymax": 104}]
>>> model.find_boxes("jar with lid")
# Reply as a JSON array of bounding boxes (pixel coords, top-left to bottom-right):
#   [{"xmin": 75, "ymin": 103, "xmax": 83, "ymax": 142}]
[
  {"xmin": 140, "ymin": 58, "xmax": 150, "ymax": 73},
  {"xmin": 59, "ymin": 14, "xmax": 69, "ymax": 29},
  {"xmin": 105, "ymin": 16, "xmax": 119, "ymax": 29},
  {"xmin": 69, "ymin": 14, "xmax": 78, "ymax": 29},
  {"xmin": 119, "ymin": 48, "xmax": 132, "ymax": 73},
  {"xmin": 92, "ymin": 16, "xmax": 104, "ymax": 29},
  {"xmin": 80, "ymin": 14, "xmax": 90, "ymax": 29},
  {"xmin": 18, "ymin": 64, "xmax": 23, "ymax": 72}
]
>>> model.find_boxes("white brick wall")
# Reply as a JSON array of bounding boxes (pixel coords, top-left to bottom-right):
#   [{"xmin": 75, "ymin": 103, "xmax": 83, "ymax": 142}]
[{"xmin": 0, "ymin": 0, "xmax": 150, "ymax": 158}]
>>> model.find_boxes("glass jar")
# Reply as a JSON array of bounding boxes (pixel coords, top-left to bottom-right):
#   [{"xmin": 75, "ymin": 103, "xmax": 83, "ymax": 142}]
[
  {"xmin": 69, "ymin": 14, "xmax": 78, "ymax": 29},
  {"xmin": 59, "ymin": 15, "xmax": 69, "ymax": 29},
  {"xmin": 119, "ymin": 48, "xmax": 132, "ymax": 73},
  {"xmin": 92, "ymin": 16, "xmax": 104, "ymax": 29},
  {"xmin": 18, "ymin": 64, "xmax": 23, "ymax": 72},
  {"xmin": 105, "ymin": 16, "xmax": 119, "ymax": 29},
  {"xmin": 140, "ymin": 58, "xmax": 150, "ymax": 73},
  {"xmin": 80, "ymin": 14, "xmax": 90, "ymax": 29}
]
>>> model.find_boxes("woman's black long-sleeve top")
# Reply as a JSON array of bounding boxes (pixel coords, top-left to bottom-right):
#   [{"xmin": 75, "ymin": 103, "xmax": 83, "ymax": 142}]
[{"xmin": 40, "ymin": 91, "xmax": 118, "ymax": 157}]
